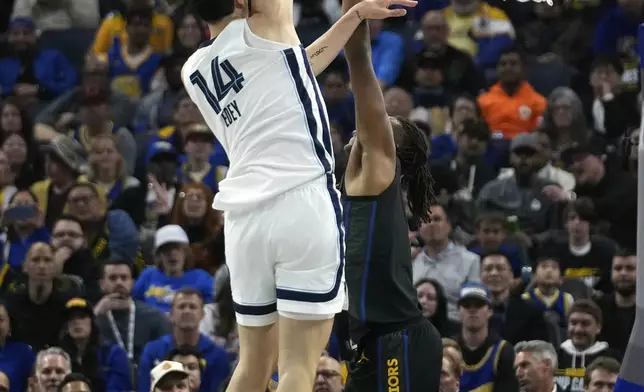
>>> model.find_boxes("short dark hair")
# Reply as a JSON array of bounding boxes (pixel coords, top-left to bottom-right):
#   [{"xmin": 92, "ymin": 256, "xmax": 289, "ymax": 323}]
[
  {"xmin": 58, "ymin": 373, "xmax": 92, "ymax": 392},
  {"xmin": 614, "ymin": 248, "xmax": 636, "ymax": 258},
  {"xmin": 474, "ymin": 211, "xmax": 507, "ymax": 230},
  {"xmin": 562, "ymin": 197, "xmax": 596, "ymax": 224},
  {"xmin": 449, "ymin": 93, "xmax": 481, "ymax": 117},
  {"xmin": 499, "ymin": 44, "xmax": 526, "ymax": 64},
  {"xmin": 172, "ymin": 287, "xmax": 205, "ymax": 307},
  {"xmin": 392, "ymin": 116, "xmax": 435, "ymax": 224},
  {"xmin": 459, "ymin": 118, "xmax": 490, "ymax": 142},
  {"xmin": 584, "ymin": 357, "xmax": 621, "ymax": 385},
  {"xmin": 534, "ymin": 255, "xmax": 562, "ymax": 272},
  {"xmin": 166, "ymin": 345, "xmax": 203, "ymax": 366},
  {"xmin": 568, "ymin": 299, "xmax": 602, "ymax": 326},
  {"xmin": 192, "ymin": 0, "xmax": 236, "ymax": 24},
  {"xmin": 124, "ymin": 2, "xmax": 154, "ymax": 23},
  {"xmin": 101, "ymin": 258, "xmax": 135, "ymax": 278},
  {"xmin": 480, "ymin": 252, "xmax": 511, "ymax": 269},
  {"xmin": 54, "ymin": 215, "xmax": 84, "ymax": 231}
]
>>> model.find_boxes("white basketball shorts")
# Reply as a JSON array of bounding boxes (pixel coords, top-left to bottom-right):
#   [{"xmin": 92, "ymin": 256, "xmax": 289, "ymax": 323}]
[{"xmin": 224, "ymin": 174, "xmax": 346, "ymax": 327}]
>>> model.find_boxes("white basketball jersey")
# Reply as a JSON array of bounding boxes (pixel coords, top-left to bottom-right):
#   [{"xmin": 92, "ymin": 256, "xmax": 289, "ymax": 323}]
[{"xmin": 182, "ymin": 19, "xmax": 336, "ymax": 213}]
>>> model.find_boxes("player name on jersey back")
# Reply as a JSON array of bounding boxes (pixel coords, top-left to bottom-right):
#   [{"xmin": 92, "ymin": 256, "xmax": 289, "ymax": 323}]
[{"xmin": 182, "ymin": 19, "xmax": 336, "ymax": 213}]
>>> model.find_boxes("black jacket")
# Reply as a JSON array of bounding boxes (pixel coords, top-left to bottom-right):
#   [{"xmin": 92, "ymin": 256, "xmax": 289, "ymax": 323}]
[
  {"xmin": 494, "ymin": 295, "xmax": 550, "ymax": 345},
  {"xmin": 5, "ymin": 278, "xmax": 80, "ymax": 352}
]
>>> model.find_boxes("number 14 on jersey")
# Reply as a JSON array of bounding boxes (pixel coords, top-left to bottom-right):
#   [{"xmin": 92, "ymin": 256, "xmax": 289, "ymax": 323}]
[{"xmin": 189, "ymin": 56, "xmax": 244, "ymax": 128}]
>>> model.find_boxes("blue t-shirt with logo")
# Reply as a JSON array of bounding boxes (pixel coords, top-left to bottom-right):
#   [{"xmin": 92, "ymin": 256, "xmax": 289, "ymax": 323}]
[{"xmin": 132, "ymin": 267, "xmax": 214, "ymax": 313}]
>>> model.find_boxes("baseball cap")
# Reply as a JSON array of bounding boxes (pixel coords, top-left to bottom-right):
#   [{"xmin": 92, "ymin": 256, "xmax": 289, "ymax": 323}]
[
  {"xmin": 42, "ymin": 135, "xmax": 88, "ymax": 174},
  {"xmin": 510, "ymin": 133, "xmax": 539, "ymax": 152},
  {"xmin": 155, "ymin": 225, "xmax": 189, "ymax": 250},
  {"xmin": 150, "ymin": 361, "xmax": 189, "ymax": 392},
  {"xmin": 9, "ymin": 17, "xmax": 35, "ymax": 31},
  {"xmin": 146, "ymin": 141, "xmax": 178, "ymax": 163},
  {"xmin": 458, "ymin": 282, "xmax": 491, "ymax": 305},
  {"xmin": 64, "ymin": 298, "xmax": 94, "ymax": 320}
]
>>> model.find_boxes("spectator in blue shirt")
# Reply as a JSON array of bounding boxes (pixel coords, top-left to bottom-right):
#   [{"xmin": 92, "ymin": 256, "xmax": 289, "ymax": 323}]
[
  {"xmin": 2, "ymin": 189, "xmax": 51, "ymax": 269},
  {"xmin": 0, "ymin": 300, "xmax": 35, "ymax": 392},
  {"xmin": 0, "ymin": 17, "xmax": 77, "ymax": 101},
  {"xmin": 367, "ymin": 19, "xmax": 405, "ymax": 89},
  {"xmin": 133, "ymin": 225, "xmax": 214, "ymax": 313},
  {"xmin": 138, "ymin": 288, "xmax": 230, "ymax": 392},
  {"xmin": 593, "ymin": 0, "xmax": 643, "ymax": 89}
]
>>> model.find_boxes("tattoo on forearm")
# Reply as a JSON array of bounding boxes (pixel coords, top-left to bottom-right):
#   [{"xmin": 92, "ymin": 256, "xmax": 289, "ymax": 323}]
[{"xmin": 310, "ymin": 46, "xmax": 327, "ymax": 60}]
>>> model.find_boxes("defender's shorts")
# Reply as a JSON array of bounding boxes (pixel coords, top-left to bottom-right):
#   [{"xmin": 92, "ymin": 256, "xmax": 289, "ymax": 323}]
[
  {"xmin": 345, "ymin": 319, "xmax": 442, "ymax": 392},
  {"xmin": 224, "ymin": 175, "xmax": 346, "ymax": 327}
]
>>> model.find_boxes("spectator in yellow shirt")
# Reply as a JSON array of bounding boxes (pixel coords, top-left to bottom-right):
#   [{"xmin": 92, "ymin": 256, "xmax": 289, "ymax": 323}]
[{"xmin": 92, "ymin": 0, "xmax": 173, "ymax": 57}]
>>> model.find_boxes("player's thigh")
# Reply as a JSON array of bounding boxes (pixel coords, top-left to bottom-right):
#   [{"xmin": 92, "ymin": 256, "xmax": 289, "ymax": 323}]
[
  {"xmin": 224, "ymin": 210, "xmax": 278, "ymax": 327},
  {"xmin": 272, "ymin": 179, "xmax": 345, "ymax": 317}
]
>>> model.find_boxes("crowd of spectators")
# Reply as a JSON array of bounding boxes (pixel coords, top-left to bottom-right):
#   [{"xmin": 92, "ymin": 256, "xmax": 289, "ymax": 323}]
[{"xmin": 0, "ymin": 0, "xmax": 641, "ymax": 391}]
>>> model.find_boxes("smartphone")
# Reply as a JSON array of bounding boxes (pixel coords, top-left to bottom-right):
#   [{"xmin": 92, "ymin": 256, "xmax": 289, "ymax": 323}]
[{"xmin": 4, "ymin": 205, "xmax": 38, "ymax": 223}]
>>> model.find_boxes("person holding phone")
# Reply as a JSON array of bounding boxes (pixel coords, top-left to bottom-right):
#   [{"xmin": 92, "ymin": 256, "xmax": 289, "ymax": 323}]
[{"xmin": 2, "ymin": 190, "xmax": 50, "ymax": 269}]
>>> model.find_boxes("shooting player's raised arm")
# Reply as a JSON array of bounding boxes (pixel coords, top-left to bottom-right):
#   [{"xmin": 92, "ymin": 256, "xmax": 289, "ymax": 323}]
[
  {"xmin": 306, "ymin": 0, "xmax": 416, "ymax": 76},
  {"xmin": 344, "ymin": 0, "xmax": 411, "ymax": 163}
]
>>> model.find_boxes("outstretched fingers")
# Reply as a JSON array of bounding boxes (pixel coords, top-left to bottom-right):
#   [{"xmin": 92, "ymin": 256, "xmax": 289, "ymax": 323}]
[{"xmin": 389, "ymin": 0, "xmax": 418, "ymax": 8}]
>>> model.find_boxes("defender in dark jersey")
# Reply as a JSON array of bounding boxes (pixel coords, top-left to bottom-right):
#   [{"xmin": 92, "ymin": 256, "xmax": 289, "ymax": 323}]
[{"xmin": 340, "ymin": 0, "xmax": 442, "ymax": 390}]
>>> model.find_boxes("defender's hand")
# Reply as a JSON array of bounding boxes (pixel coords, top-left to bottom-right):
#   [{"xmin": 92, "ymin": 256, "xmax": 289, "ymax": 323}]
[{"xmin": 353, "ymin": 0, "xmax": 418, "ymax": 21}]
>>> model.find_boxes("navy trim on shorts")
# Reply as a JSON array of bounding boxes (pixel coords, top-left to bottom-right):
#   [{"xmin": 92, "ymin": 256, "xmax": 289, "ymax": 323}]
[
  {"xmin": 233, "ymin": 301, "xmax": 277, "ymax": 316},
  {"xmin": 403, "ymin": 329, "xmax": 410, "ymax": 392},
  {"xmin": 276, "ymin": 47, "xmax": 345, "ymax": 304},
  {"xmin": 360, "ymin": 201, "xmax": 378, "ymax": 323}
]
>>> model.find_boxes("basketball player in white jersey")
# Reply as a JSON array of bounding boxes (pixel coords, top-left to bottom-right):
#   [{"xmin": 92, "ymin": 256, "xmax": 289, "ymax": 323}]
[{"xmin": 182, "ymin": 0, "xmax": 417, "ymax": 391}]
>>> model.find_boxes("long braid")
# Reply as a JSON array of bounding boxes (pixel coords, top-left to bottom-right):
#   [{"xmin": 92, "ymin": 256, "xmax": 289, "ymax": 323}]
[{"xmin": 395, "ymin": 116, "xmax": 436, "ymax": 224}]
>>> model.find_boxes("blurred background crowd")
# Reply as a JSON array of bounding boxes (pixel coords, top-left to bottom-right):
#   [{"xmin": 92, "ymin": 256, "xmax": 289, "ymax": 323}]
[{"xmin": 0, "ymin": 0, "xmax": 641, "ymax": 391}]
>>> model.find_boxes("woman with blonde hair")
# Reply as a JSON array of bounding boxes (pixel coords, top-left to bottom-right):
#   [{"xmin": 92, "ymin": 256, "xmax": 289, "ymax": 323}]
[
  {"xmin": 441, "ymin": 347, "xmax": 462, "ymax": 392},
  {"xmin": 80, "ymin": 135, "xmax": 139, "ymax": 203},
  {"xmin": 170, "ymin": 183, "xmax": 223, "ymax": 274}
]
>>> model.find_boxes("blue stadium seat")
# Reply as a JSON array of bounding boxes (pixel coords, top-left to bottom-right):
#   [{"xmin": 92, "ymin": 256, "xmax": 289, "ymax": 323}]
[{"xmin": 37, "ymin": 28, "xmax": 96, "ymax": 73}]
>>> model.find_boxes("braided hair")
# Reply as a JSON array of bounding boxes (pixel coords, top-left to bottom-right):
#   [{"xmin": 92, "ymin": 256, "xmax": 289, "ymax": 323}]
[{"xmin": 392, "ymin": 116, "xmax": 435, "ymax": 224}]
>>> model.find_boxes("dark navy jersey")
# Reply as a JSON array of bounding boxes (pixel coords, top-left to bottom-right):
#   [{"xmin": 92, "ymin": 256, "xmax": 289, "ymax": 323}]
[{"xmin": 342, "ymin": 163, "xmax": 422, "ymax": 343}]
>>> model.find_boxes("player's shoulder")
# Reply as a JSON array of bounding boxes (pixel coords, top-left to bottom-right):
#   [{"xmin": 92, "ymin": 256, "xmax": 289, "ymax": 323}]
[{"xmin": 181, "ymin": 49, "xmax": 206, "ymax": 83}]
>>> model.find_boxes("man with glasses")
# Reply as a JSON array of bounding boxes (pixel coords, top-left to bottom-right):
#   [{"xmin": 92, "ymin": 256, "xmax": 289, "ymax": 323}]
[
  {"xmin": 51, "ymin": 215, "xmax": 101, "ymax": 302},
  {"xmin": 314, "ymin": 355, "xmax": 344, "ymax": 392},
  {"xmin": 65, "ymin": 182, "xmax": 141, "ymax": 273},
  {"xmin": 457, "ymin": 282, "xmax": 519, "ymax": 392}
]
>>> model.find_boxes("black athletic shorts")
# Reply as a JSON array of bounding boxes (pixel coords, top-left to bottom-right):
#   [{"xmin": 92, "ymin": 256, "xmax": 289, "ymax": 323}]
[{"xmin": 344, "ymin": 318, "xmax": 442, "ymax": 392}]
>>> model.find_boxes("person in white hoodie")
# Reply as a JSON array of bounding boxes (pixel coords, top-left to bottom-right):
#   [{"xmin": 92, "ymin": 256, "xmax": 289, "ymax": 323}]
[{"xmin": 555, "ymin": 300, "xmax": 620, "ymax": 392}]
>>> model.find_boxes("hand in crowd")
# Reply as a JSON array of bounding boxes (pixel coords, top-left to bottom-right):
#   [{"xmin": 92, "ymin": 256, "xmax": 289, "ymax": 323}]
[{"xmin": 94, "ymin": 292, "xmax": 132, "ymax": 315}]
